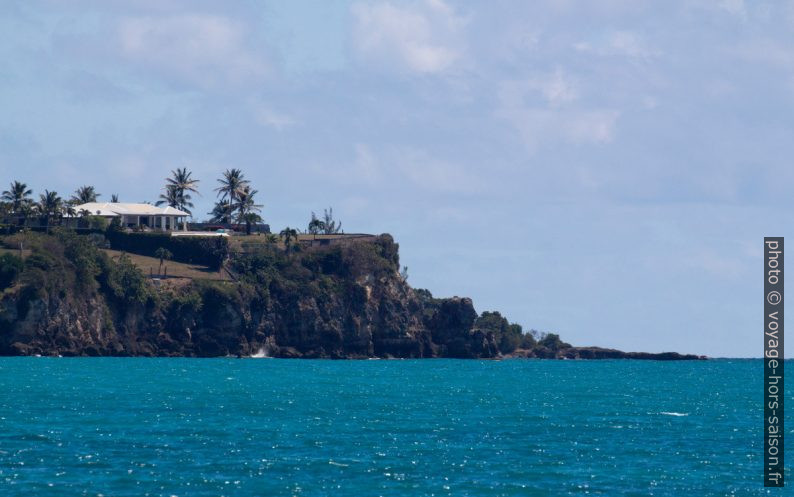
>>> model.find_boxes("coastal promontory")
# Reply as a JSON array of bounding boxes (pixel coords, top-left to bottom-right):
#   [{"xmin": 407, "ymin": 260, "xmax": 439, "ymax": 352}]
[{"xmin": 0, "ymin": 230, "xmax": 702, "ymax": 360}]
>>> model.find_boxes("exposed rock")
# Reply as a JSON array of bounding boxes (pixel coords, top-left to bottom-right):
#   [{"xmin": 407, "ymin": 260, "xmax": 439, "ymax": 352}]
[{"xmin": 507, "ymin": 346, "xmax": 706, "ymax": 360}]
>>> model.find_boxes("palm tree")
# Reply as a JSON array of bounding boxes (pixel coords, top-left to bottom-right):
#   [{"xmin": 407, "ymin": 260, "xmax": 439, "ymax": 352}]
[
  {"xmin": 235, "ymin": 186, "xmax": 263, "ymax": 235},
  {"xmin": 110, "ymin": 194, "xmax": 119, "ymax": 203},
  {"xmin": 1, "ymin": 181, "xmax": 33, "ymax": 213},
  {"xmin": 208, "ymin": 200, "xmax": 232, "ymax": 224},
  {"xmin": 307, "ymin": 213, "xmax": 325, "ymax": 236},
  {"xmin": 242, "ymin": 213, "xmax": 263, "ymax": 235},
  {"xmin": 166, "ymin": 168, "xmax": 199, "ymax": 195},
  {"xmin": 71, "ymin": 185, "xmax": 100, "ymax": 204},
  {"xmin": 62, "ymin": 203, "xmax": 77, "ymax": 228},
  {"xmin": 156, "ymin": 185, "xmax": 180, "ymax": 209},
  {"xmin": 154, "ymin": 247, "xmax": 172, "ymax": 275},
  {"xmin": 214, "ymin": 169, "xmax": 249, "ymax": 221},
  {"xmin": 37, "ymin": 190, "xmax": 63, "ymax": 230},
  {"xmin": 279, "ymin": 227, "xmax": 298, "ymax": 251},
  {"xmin": 77, "ymin": 208, "xmax": 92, "ymax": 229},
  {"xmin": 164, "ymin": 168, "xmax": 199, "ymax": 216}
]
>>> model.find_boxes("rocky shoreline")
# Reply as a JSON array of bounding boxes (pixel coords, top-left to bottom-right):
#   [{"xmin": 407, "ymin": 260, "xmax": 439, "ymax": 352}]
[{"xmin": 508, "ymin": 346, "xmax": 706, "ymax": 360}]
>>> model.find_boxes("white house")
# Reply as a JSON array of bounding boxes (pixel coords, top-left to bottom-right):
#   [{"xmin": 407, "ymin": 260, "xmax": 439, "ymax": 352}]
[{"xmin": 73, "ymin": 202, "xmax": 190, "ymax": 231}]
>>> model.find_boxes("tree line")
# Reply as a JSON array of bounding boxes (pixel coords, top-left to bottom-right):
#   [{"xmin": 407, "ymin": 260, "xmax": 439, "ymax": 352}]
[
  {"xmin": 0, "ymin": 168, "xmax": 265, "ymax": 234},
  {"xmin": 2, "ymin": 169, "xmax": 346, "ymax": 239}
]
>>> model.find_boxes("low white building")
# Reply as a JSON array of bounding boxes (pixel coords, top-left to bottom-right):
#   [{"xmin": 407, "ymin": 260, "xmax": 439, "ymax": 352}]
[{"xmin": 74, "ymin": 202, "xmax": 190, "ymax": 231}]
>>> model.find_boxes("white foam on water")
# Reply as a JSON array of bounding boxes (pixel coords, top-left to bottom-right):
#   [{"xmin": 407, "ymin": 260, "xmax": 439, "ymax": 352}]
[
  {"xmin": 660, "ymin": 411, "xmax": 689, "ymax": 417},
  {"xmin": 250, "ymin": 348, "xmax": 269, "ymax": 358}
]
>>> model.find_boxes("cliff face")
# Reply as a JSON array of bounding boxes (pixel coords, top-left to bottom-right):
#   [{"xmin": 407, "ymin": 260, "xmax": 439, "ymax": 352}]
[{"xmin": 0, "ymin": 232, "xmax": 499, "ymax": 358}]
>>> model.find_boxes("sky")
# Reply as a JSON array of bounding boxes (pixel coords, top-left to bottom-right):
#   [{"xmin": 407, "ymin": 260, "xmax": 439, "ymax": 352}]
[{"xmin": 1, "ymin": 0, "xmax": 792, "ymax": 358}]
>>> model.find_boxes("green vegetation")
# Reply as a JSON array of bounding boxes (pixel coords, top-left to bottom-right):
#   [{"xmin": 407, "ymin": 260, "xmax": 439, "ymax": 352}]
[
  {"xmin": 537, "ymin": 333, "xmax": 571, "ymax": 353},
  {"xmin": 0, "ymin": 253, "xmax": 23, "ymax": 290},
  {"xmin": 230, "ymin": 233, "xmax": 401, "ymax": 310},
  {"xmin": 100, "ymin": 253, "xmax": 151, "ymax": 305},
  {"xmin": 0, "ymin": 231, "xmax": 155, "ymax": 313},
  {"xmin": 473, "ymin": 311, "xmax": 532, "ymax": 354}
]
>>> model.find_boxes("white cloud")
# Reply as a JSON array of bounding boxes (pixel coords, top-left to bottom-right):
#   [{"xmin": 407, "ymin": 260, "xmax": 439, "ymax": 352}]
[
  {"xmin": 501, "ymin": 108, "xmax": 619, "ymax": 149},
  {"xmin": 398, "ymin": 148, "xmax": 481, "ymax": 193},
  {"xmin": 529, "ymin": 68, "xmax": 579, "ymax": 106},
  {"xmin": 249, "ymin": 102, "xmax": 297, "ymax": 131},
  {"xmin": 353, "ymin": 144, "xmax": 381, "ymax": 184},
  {"xmin": 574, "ymin": 30, "xmax": 657, "ymax": 59},
  {"xmin": 319, "ymin": 144, "xmax": 481, "ymax": 193},
  {"xmin": 719, "ymin": 0, "xmax": 747, "ymax": 18},
  {"xmin": 118, "ymin": 14, "xmax": 269, "ymax": 89},
  {"xmin": 314, "ymin": 143, "xmax": 381, "ymax": 186},
  {"xmin": 684, "ymin": 249, "xmax": 747, "ymax": 280},
  {"xmin": 734, "ymin": 38, "xmax": 794, "ymax": 70},
  {"xmin": 497, "ymin": 72, "xmax": 618, "ymax": 149},
  {"xmin": 351, "ymin": 0, "xmax": 466, "ymax": 74}
]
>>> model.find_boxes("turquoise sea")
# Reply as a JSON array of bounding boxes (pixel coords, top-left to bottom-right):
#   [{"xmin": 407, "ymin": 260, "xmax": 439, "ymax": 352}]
[{"xmin": 0, "ymin": 358, "xmax": 790, "ymax": 496}]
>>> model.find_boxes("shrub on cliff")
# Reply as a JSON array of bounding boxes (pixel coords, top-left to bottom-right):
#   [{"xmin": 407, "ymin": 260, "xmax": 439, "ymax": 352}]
[
  {"xmin": 59, "ymin": 230, "xmax": 102, "ymax": 293},
  {"xmin": 99, "ymin": 254, "xmax": 151, "ymax": 305},
  {"xmin": 473, "ymin": 311, "xmax": 525, "ymax": 354},
  {"xmin": 340, "ymin": 235, "xmax": 399, "ymax": 278},
  {"xmin": 0, "ymin": 253, "xmax": 23, "ymax": 289},
  {"xmin": 520, "ymin": 331, "xmax": 537, "ymax": 349},
  {"xmin": 538, "ymin": 333, "xmax": 571, "ymax": 352}
]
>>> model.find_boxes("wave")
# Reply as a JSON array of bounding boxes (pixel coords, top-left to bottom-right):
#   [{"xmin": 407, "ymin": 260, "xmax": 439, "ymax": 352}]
[
  {"xmin": 660, "ymin": 411, "xmax": 689, "ymax": 417},
  {"xmin": 250, "ymin": 348, "xmax": 269, "ymax": 358}
]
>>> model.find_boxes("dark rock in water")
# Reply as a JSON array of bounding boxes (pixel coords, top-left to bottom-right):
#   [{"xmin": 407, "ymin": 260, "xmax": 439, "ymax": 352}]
[{"xmin": 508, "ymin": 346, "xmax": 706, "ymax": 360}]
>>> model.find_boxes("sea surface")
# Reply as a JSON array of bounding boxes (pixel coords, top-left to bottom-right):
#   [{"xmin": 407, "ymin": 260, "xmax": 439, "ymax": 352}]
[{"xmin": 0, "ymin": 358, "xmax": 790, "ymax": 496}]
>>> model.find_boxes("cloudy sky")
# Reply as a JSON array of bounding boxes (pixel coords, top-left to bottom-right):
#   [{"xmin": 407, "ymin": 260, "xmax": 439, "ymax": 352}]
[{"xmin": 2, "ymin": 0, "xmax": 792, "ymax": 357}]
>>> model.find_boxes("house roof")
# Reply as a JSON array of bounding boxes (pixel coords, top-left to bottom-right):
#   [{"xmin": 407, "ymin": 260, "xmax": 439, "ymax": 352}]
[{"xmin": 74, "ymin": 202, "xmax": 190, "ymax": 217}]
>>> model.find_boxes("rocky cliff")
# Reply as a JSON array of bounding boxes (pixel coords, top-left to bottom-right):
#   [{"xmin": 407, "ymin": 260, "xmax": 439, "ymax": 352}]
[
  {"xmin": 0, "ymin": 232, "xmax": 500, "ymax": 358},
  {"xmin": 0, "ymin": 231, "xmax": 703, "ymax": 359}
]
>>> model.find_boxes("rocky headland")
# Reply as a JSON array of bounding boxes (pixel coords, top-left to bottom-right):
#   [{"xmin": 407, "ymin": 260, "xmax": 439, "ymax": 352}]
[{"xmin": 0, "ymin": 231, "xmax": 704, "ymax": 360}]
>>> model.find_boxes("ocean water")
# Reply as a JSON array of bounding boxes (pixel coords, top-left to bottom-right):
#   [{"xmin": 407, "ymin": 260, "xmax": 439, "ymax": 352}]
[{"xmin": 0, "ymin": 358, "xmax": 790, "ymax": 496}]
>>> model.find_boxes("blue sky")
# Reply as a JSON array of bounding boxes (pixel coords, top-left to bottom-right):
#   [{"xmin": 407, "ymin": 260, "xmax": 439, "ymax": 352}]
[{"xmin": 1, "ymin": 0, "xmax": 792, "ymax": 357}]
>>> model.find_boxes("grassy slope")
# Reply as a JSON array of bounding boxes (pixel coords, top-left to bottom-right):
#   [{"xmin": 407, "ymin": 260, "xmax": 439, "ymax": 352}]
[
  {"xmin": 102, "ymin": 249, "xmax": 230, "ymax": 281},
  {"xmin": 0, "ymin": 248, "xmax": 31, "ymax": 258}
]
